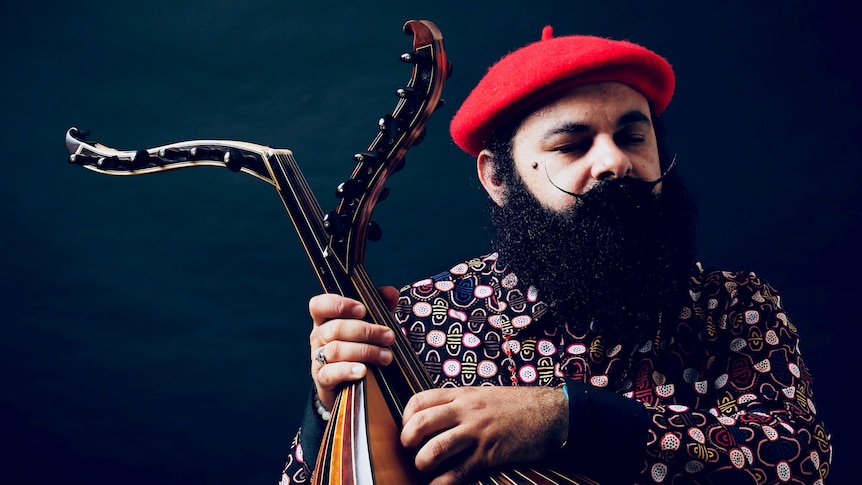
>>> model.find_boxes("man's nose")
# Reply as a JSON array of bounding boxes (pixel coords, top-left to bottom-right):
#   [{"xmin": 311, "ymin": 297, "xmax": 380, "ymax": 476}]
[{"xmin": 590, "ymin": 138, "xmax": 632, "ymax": 181}]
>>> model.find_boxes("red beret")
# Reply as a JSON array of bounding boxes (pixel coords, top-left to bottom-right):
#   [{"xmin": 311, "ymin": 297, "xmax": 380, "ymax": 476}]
[{"xmin": 450, "ymin": 26, "xmax": 675, "ymax": 156}]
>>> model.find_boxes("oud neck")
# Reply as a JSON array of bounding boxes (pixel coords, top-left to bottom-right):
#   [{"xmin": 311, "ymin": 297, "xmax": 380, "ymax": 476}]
[
  {"xmin": 269, "ymin": 151, "xmax": 433, "ymax": 418},
  {"xmin": 269, "ymin": 151, "xmax": 342, "ymax": 294},
  {"xmin": 351, "ymin": 264, "xmax": 436, "ymax": 418}
]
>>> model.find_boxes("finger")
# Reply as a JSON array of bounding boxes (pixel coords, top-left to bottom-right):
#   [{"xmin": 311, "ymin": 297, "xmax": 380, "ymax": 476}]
[
  {"xmin": 315, "ymin": 362, "xmax": 368, "ymax": 393},
  {"xmin": 402, "ymin": 388, "xmax": 457, "ymax": 424},
  {"xmin": 309, "ymin": 293, "xmax": 366, "ymax": 325},
  {"xmin": 315, "ymin": 361, "xmax": 369, "ymax": 410},
  {"xmin": 414, "ymin": 429, "xmax": 476, "ymax": 476},
  {"xmin": 313, "ymin": 345, "xmax": 329, "ymax": 367},
  {"xmin": 378, "ymin": 285, "xmax": 400, "ymax": 312},
  {"xmin": 312, "ymin": 318, "xmax": 396, "ymax": 349},
  {"xmin": 321, "ymin": 340, "xmax": 393, "ymax": 367},
  {"xmin": 428, "ymin": 460, "xmax": 477, "ymax": 485},
  {"xmin": 401, "ymin": 391, "xmax": 459, "ymax": 450}
]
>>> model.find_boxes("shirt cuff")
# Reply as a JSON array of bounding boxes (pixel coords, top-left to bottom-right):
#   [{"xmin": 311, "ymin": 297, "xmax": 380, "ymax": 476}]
[
  {"xmin": 561, "ymin": 379, "xmax": 649, "ymax": 483},
  {"xmin": 299, "ymin": 387, "xmax": 327, "ymax": 471}
]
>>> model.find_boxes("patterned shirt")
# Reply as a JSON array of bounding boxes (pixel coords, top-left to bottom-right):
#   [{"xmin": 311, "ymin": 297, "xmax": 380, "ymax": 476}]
[{"xmin": 281, "ymin": 253, "xmax": 832, "ymax": 484}]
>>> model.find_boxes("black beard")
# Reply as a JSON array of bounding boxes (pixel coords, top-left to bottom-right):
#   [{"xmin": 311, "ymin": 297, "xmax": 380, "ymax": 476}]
[{"xmin": 491, "ymin": 172, "xmax": 697, "ymax": 332}]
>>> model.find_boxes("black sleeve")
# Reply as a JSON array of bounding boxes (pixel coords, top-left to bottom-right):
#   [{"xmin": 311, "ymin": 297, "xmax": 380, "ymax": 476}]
[
  {"xmin": 561, "ymin": 379, "xmax": 649, "ymax": 483},
  {"xmin": 298, "ymin": 387, "xmax": 327, "ymax": 471}
]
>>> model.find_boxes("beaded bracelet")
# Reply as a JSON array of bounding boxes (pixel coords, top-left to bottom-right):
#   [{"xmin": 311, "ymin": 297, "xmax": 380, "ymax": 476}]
[{"xmin": 313, "ymin": 389, "xmax": 331, "ymax": 422}]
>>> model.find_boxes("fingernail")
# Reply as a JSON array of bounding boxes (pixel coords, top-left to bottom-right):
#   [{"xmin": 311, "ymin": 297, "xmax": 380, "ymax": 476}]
[
  {"xmin": 352, "ymin": 305, "xmax": 366, "ymax": 318},
  {"xmin": 380, "ymin": 349, "xmax": 392, "ymax": 364},
  {"xmin": 351, "ymin": 365, "xmax": 365, "ymax": 378}
]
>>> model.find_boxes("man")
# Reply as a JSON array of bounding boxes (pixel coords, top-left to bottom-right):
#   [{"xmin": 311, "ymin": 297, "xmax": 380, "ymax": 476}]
[{"xmin": 281, "ymin": 27, "xmax": 832, "ymax": 484}]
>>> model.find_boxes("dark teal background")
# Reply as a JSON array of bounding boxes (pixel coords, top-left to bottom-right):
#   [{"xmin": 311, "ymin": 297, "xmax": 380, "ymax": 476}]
[{"xmin": 3, "ymin": 1, "xmax": 858, "ymax": 483}]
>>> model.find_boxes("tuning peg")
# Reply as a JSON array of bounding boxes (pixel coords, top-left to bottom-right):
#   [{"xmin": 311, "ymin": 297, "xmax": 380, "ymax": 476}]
[
  {"xmin": 378, "ymin": 186, "xmax": 390, "ymax": 202},
  {"xmin": 400, "ymin": 49, "xmax": 429, "ymax": 64},
  {"xmin": 378, "ymin": 113, "xmax": 391, "ymax": 130},
  {"xmin": 159, "ymin": 147, "xmax": 188, "ymax": 161},
  {"xmin": 379, "ymin": 113, "xmax": 399, "ymax": 140},
  {"xmin": 335, "ymin": 179, "xmax": 361, "ymax": 199},
  {"xmin": 96, "ymin": 156, "xmax": 120, "ymax": 169},
  {"xmin": 435, "ymin": 99, "xmax": 447, "ymax": 111},
  {"xmin": 445, "ymin": 61, "xmax": 454, "ymax": 79},
  {"xmin": 367, "ymin": 221, "xmax": 382, "ymax": 242},
  {"xmin": 224, "ymin": 149, "xmax": 247, "ymax": 172},
  {"xmin": 131, "ymin": 150, "xmax": 152, "ymax": 169},
  {"xmin": 68, "ymin": 153, "xmax": 99, "ymax": 166},
  {"xmin": 396, "ymin": 87, "xmax": 420, "ymax": 99},
  {"xmin": 354, "ymin": 151, "xmax": 380, "ymax": 164},
  {"xmin": 323, "ymin": 210, "xmax": 348, "ymax": 239},
  {"xmin": 189, "ymin": 147, "xmax": 221, "ymax": 160}
]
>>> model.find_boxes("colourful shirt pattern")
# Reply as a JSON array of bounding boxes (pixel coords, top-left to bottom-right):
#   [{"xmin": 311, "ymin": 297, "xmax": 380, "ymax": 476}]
[{"xmin": 281, "ymin": 253, "xmax": 832, "ymax": 484}]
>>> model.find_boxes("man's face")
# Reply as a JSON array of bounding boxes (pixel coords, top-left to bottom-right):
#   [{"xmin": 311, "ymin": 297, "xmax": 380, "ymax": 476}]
[
  {"xmin": 507, "ymin": 82, "xmax": 662, "ymax": 212},
  {"xmin": 484, "ymin": 81, "xmax": 696, "ymax": 325}
]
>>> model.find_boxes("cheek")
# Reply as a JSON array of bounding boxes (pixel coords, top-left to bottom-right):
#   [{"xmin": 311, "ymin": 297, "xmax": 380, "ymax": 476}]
[
  {"xmin": 510, "ymin": 152, "xmax": 541, "ymax": 187},
  {"xmin": 546, "ymin": 195, "xmax": 580, "ymax": 213},
  {"xmin": 543, "ymin": 161, "xmax": 594, "ymax": 196},
  {"xmin": 633, "ymin": 156, "xmax": 662, "ymax": 181},
  {"xmin": 637, "ymin": 137, "xmax": 663, "ymax": 180},
  {"xmin": 517, "ymin": 164, "xmax": 587, "ymax": 212},
  {"xmin": 629, "ymin": 147, "xmax": 661, "ymax": 181}
]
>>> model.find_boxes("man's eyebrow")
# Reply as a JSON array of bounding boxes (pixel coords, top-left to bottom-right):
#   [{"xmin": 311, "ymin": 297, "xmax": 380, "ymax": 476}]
[
  {"xmin": 618, "ymin": 110, "xmax": 652, "ymax": 128},
  {"xmin": 542, "ymin": 110, "xmax": 653, "ymax": 140},
  {"xmin": 543, "ymin": 122, "xmax": 591, "ymax": 139}
]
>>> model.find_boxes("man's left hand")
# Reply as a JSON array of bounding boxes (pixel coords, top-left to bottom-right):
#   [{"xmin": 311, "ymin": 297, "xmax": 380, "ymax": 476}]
[{"xmin": 400, "ymin": 386, "xmax": 568, "ymax": 485}]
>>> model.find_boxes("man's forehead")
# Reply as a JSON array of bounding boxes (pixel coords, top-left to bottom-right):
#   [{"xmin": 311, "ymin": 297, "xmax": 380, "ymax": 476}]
[{"xmin": 522, "ymin": 82, "xmax": 653, "ymax": 130}]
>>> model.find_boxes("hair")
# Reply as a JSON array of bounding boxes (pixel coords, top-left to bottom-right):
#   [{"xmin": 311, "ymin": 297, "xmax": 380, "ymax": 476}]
[{"xmin": 485, "ymin": 118, "xmax": 520, "ymax": 188}]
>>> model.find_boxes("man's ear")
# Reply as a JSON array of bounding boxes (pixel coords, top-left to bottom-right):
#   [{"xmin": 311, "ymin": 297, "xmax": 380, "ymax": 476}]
[{"xmin": 477, "ymin": 149, "xmax": 507, "ymax": 207}]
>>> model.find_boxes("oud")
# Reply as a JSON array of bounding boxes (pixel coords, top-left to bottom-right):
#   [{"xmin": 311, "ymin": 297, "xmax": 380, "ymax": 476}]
[{"xmin": 64, "ymin": 19, "xmax": 596, "ymax": 485}]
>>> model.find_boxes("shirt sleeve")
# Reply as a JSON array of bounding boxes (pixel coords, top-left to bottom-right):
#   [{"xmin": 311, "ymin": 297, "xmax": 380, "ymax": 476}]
[
  {"xmin": 560, "ymin": 271, "xmax": 833, "ymax": 484},
  {"xmin": 649, "ymin": 272, "xmax": 830, "ymax": 482}
]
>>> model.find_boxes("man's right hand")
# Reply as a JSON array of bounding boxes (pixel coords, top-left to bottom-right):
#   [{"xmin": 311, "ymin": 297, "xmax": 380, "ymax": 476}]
[{"xmin": 308, "ymin": 287, "xmax": 399, "ymax": 411}]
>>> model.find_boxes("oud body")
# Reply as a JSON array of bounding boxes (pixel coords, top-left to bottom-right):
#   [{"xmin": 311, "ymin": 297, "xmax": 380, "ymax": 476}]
[{"xmin": 64, "ymin": 19, "xmax": 597, "ymax": 485}]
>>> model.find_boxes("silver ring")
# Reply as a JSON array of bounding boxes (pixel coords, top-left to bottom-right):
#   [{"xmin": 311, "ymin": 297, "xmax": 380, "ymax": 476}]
[{"xmin": 315, "ymin": 346, "xmax": 328, "ymax": 365}]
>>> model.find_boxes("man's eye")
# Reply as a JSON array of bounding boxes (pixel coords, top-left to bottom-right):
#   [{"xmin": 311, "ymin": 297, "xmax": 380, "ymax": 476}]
[
  {"xmin": 617, "ymin": 134, "xmax": 646, "ymax": 146},
  {"xmin": 553, "ymin": 142, "xmax": 590, "ymax": 153}
]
